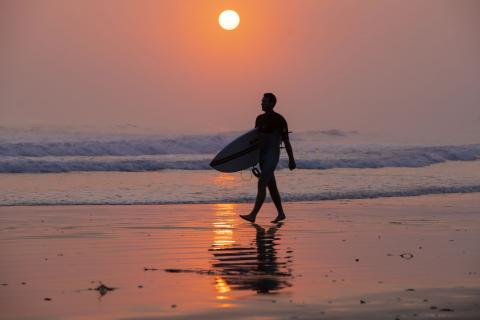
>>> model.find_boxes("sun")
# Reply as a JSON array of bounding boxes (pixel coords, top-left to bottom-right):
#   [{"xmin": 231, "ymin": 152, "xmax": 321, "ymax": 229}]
[{"xmin": 218, "ymin": 10, "xmax": 240, "ymax": 30}]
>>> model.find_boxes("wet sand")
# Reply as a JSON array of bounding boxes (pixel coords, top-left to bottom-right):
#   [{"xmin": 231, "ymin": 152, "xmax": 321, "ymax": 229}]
[{"xmin": 0, "ymin": 193, "xmax": 479, "ymax": 319}]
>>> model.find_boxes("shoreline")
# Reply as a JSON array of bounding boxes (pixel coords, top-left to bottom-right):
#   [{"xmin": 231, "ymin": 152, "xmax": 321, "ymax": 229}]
[{"xmin": 1, "ymin": 190, "xmax": 479, "ymax": 207}]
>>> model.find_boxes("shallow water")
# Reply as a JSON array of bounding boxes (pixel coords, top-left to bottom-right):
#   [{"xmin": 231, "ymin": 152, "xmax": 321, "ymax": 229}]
[{"xmin": 1, "ymin": 160, "xmax": 480, "ymax": 206}]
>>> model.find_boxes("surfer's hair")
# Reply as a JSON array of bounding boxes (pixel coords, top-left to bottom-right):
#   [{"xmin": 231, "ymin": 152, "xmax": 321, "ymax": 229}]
[{"xmin": 263, "ymin": 92, "xmax": 277, "ymax": 107}]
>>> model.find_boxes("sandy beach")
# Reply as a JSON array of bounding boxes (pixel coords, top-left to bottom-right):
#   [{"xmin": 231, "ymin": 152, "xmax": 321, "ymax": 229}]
[{"xmin": 1, "ymin": 193, "xmax": 479, "ymax": 319}]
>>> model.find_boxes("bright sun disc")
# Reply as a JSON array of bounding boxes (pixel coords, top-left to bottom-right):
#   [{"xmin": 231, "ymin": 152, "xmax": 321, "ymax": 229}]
[{"xmin": 219, "ymin": 10, "xmax": 240, "ymax": 30}]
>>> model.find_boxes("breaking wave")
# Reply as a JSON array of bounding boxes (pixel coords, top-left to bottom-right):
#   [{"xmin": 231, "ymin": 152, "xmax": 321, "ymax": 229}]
[
  {"xmin": 0, "ymin": 135, "xmax": 231, "ymax": 157},
  {"xmin": 0, "ymin": 129, "xmax": 479, "ymax": 173},
  {"xmin": 0, "ymin": 144, "xmax": 479, "ymax": 173},
  {"xmin": 294, "ymin": 144, "xmax": 480, "ymax": 169}
]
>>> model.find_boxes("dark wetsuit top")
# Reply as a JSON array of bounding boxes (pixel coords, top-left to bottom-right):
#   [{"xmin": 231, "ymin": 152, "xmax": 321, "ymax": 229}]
[{"xmin": 255, "ymin": 111, "xmax": 289, "ymax": 141}]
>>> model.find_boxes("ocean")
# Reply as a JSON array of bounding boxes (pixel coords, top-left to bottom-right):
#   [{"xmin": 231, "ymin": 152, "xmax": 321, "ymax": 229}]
[{"xmin": 1, "ymin": 127, "xmax": 479, "ymax": 206}]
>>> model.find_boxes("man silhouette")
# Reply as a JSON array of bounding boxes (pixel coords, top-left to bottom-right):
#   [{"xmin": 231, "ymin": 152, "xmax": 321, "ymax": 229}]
[{"xmin": 241, "ymin": 93, "xmax": 296, "ymax": 223}]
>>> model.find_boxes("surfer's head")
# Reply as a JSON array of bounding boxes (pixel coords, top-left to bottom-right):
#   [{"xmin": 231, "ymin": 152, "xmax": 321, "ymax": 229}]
[{"xmin": 262, "ymin": 93, "xmax": 277, "ymax": 112}]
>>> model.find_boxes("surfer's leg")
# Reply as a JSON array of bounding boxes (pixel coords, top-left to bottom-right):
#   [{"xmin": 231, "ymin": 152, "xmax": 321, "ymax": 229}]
[
  {"xmin": 268, "ymin": 174, "xmax": 286, "ymax": 223},
  {"xmin": 240, "ymin": 173, "xmax": 271, "ymax": 223},
  {"xmin": 240, "ymin": 147, "xmax": 278, "ymax": 223}
]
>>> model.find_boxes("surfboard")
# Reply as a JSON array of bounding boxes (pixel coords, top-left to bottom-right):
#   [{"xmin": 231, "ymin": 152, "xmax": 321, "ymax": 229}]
[{"xmin": 210, "ymin": 129, "xmax": 260, "ymax": 172}]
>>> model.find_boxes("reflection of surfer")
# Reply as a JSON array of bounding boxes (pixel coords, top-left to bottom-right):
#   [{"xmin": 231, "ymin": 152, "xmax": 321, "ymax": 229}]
[
  {"xmin": 211, "ymin": 222, "xmax": 292, "ymax": 294},
  {"xmin": 241, "ymin": 93, "xmax": 296, "ymax": 223}
]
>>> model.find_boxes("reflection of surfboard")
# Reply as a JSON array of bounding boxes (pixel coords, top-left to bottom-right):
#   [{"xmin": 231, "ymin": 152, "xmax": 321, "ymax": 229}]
[{"xmin": 210, "ymin": 129, "xmax": 260, "ymax": 172}]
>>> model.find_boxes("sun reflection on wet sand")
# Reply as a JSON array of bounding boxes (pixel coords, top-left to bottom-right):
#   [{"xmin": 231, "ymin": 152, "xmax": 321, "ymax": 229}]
[
  {"xmin": 212, "ymin": 203, "xmax": 236, "ymax": 249},
  {"xmin": 215, "ymin": 276, "xmax": 231, "ymax": 301},
  {"xmin": 212, "ymin": 204, "xmax": 236, "ymax": 302}
]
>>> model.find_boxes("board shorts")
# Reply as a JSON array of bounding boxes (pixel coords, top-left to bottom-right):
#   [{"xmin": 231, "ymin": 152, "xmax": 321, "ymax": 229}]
[{"xmin": 258, "ymin": 132, "xmax": 281, "ymax": 183}]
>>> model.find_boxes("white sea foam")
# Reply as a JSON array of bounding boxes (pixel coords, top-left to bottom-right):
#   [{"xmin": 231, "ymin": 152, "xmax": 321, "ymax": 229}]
[
  {"xmin": 0, "ymin": 136, "xmax": 231, "ymax": 157},
  {"xmin": 2, "ymin": 185, "xmax": 479, "ymax": 206},
  {"xmin": 0, "ymin": 144, "xmax": 479, "ymax": 173}
]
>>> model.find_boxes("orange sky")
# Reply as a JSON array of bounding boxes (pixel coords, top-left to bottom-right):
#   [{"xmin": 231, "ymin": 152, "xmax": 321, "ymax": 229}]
[{"xmin": 1, "ymin": 0, "xmax": 479, "ymax": 139}]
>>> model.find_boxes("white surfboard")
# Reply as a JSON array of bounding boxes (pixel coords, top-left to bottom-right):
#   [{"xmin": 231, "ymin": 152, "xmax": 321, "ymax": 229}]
[{"xmin": 210, "ymin": 129, "xmax": 260, "ymax": 172}]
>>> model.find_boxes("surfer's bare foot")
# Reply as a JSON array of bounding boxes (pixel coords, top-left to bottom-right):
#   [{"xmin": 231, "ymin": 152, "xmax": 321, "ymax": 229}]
[
  {"xmin": 240, "ymin": 214, "xmax": 256, "ymax": 223},
  {"xmin": 271, "ymin": 214, "xmax": 286, "ymax": 223}
]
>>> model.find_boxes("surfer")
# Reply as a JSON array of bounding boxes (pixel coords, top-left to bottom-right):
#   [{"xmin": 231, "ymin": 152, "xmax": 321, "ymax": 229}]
[{"xmin": 240, "ymin": 93, "xmax": 296, "ymax": 223}]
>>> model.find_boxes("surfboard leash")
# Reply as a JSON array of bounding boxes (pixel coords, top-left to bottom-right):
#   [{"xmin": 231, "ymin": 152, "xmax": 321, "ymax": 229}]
[{"xmin": 251, "ymin": 166, "xmax": 261, "ymax": 178}]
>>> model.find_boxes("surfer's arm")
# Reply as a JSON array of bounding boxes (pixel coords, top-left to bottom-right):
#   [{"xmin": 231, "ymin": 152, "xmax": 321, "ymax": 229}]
[
  {"xmin": 283, "ymin": 136, "xmax": 296, "ymax": 170},
  {"xmin": 279, "ymin": 116, "xmax": 295, "ymax": 170}
]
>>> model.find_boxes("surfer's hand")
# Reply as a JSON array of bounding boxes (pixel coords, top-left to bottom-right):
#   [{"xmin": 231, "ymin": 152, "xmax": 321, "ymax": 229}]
[{"xmin": 288, "ymin": 159, "xmax": 296, "ymax": 170}]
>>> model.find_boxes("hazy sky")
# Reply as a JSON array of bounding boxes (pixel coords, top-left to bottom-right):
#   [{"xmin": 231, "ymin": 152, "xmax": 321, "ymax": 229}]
[{"xmin": 1, "ymin": 0, "xmax": 479, "ymax": 138}]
